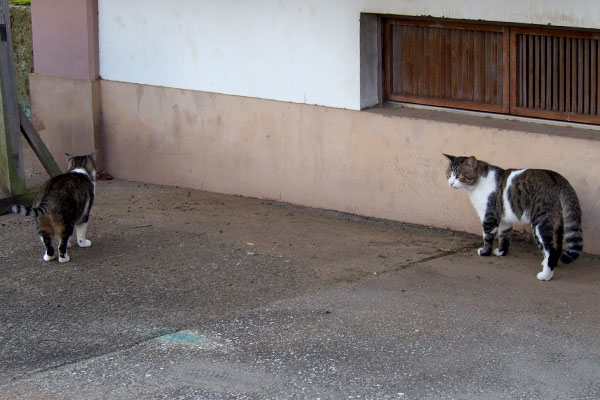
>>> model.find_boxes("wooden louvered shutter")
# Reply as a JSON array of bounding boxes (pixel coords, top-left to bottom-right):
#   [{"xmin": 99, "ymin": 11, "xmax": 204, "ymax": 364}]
[
  {"xmin": 383, "ymin": 19, "xmax": 509, "ymax": 113},
  {"xmin": 383, "ymin": 17, "xmax": 600, "ymax": 125},
  {"xmin": 510, "ymin": 28, "xmax": 600, "ymax": 124}
]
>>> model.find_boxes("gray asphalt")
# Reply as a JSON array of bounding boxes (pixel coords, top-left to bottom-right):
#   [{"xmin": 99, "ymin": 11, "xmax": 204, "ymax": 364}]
[{"xmin": 1, "ymin": 179, "xmax": 599, "ymax": 399}]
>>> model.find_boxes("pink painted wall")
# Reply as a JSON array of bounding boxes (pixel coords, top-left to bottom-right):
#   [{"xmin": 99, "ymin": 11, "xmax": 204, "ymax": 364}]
[
  {"xmin": 31, "ymin": 0, "xmax": 98, "ymax": 80},
  {"xmin": 30, "ymin": 74, "xmax": 101, "ymax": 172},
  {"xmin": 99, "ymin": 81, "xmax": 600, "ymax": 255}
]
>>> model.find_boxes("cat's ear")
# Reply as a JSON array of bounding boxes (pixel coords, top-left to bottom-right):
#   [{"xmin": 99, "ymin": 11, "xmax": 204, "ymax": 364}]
[
  {"xmin": 443, "ymin": 154, "xmax": 456, "ymax": 162},
  {"xmin": 466, "ymin": 156, "xmax": 478, "ymax": 168},
  {"xmin": 90, "ymin": 150, "xmax": 98, "ymax": 160},
  {"xmin": 65, "ymin": 153, "xmax": 72, "ymax": 162}
]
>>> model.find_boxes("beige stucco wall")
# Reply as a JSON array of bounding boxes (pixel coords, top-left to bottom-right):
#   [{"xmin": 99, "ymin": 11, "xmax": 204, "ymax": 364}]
[{"xmin": 97, "ymin": 80, "xmax": 600, "ymax": 254}]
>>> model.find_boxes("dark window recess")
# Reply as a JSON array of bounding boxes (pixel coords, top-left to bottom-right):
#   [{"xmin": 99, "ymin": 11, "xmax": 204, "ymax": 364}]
[{"xmin": 383, "ymin": 18, "xmax": 600, "ymax": 125}]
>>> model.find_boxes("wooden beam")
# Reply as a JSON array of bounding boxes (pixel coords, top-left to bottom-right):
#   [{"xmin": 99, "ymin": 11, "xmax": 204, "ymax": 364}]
[
  {"xmin": 19, "ymin": 106, "xmax": 61, "ymax": 177},
  {"xmin": 0, "ymin": 0, "xmax": 25, "ymax": 197}
]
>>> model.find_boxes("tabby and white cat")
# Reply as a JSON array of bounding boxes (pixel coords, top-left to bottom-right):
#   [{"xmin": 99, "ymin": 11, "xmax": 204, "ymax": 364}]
[
  {"xmin": 7, "ymin": 152, "xmax": 97, "ymax": 263},
  {"xmin": 444, "ymin": 154, "xmax": 583, "ymax": 281}
]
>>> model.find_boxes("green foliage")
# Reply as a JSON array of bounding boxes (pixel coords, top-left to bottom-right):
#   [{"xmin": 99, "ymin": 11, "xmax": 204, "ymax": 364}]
[
  {"xmin": 10, "ymin": 3, "xmax": 32, "ymax": 112},
  {"xmin": 9, "ymin": 0, "xmax": 30, "ymax": 5}
]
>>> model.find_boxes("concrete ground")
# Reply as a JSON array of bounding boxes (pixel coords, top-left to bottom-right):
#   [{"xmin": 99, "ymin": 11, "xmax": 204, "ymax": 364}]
[{"xmin": 1, "ymin": 178, "xmax": 600, "ymax": 399}]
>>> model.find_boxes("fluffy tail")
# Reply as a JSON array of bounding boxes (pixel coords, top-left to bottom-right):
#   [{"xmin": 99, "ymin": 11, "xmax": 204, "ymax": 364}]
[
  {"xmin": 560, "ymin": 186, "xmax": 583, "ymax": 264},
  {"xmin": 6, "ymin": 202, "xmax": 49, "ymax": 217}
]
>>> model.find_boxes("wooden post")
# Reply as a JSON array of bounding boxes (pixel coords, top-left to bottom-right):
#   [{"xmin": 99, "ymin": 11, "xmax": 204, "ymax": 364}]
[
  {"xmin": 0, "ymin": 0, "xmax": 60, "ymax": 215},
  {"xmin": 0, "ymin": 0, "xmax": 25, "ymax": 197}
]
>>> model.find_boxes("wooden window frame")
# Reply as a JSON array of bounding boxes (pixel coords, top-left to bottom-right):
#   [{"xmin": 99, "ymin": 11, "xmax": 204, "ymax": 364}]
[{"xmin": 383, "ymin": 17, "xmax": 600, "ymax": 125}]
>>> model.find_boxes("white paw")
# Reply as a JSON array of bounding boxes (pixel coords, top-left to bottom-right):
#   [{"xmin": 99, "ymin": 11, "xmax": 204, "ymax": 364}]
[
  {"xmin": 477, "ymin": 248, "xmax": 486, "ymax": 256},
  {"xmin": 536, "ymin": 270, "xmax": 554, "ymax": 281},
  {"xmin": 493, "ymin": 248, "xmax": 505, "ymax": 257},
  {"xmin": 43, "ymin": 253, "xmax": 57, "ymax": 261},
  {"xmin": 78, "ymin": 239, "xmax": 91, "ymax": 247},
  {"xmin": 58, "ymin": 254, "xmax": 70, "ymax": 263}
]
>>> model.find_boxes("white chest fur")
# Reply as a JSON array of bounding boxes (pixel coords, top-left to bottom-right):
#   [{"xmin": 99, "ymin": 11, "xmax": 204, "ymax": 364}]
[{"xmin": 467, "ymin": 170, "xmax": 497, "ymax": 222}]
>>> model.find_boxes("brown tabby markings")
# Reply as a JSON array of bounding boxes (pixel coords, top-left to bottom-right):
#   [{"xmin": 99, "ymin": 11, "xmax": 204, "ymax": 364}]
[
  {"xmin": 444, "ymin": 154, "xmax": 583, "ymax": 281},
  {"xmin": 7, "ymin": 152, "xmax": 97, "ymax": 263}
]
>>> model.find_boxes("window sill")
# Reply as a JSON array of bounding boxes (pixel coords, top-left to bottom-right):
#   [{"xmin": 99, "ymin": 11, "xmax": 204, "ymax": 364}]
[{"xmin": 364, "ymin": 102, "xmax": 600, "ymax": 142}]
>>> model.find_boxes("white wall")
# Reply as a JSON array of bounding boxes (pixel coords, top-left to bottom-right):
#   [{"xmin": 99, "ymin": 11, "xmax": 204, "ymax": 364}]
[
  {"xmin": 98, "ymin": 0, "xmax": 362, "ymax": 109},
  {"xmin": 98, "ymin": 0, "xmax": 600, "ymax": 111}
]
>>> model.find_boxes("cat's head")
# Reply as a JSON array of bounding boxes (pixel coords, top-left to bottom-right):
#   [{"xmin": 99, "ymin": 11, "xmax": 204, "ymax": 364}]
[
  {"xmin": 65, "ymin": 151, "xmax": 97, "ymax": 181},
  {"xmin": 444, "ymin": 154, "xmax": 483, "ymax": 189}
]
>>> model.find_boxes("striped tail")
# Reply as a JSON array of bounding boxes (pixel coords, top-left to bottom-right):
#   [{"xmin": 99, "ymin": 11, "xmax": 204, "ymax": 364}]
[
  {"xmin": 560, "ymin": 187, "xmax": 583, "ymax": 264},
  {"xmin": 6, "ymin": 202, "xmax": 49, "ymax": 217}
]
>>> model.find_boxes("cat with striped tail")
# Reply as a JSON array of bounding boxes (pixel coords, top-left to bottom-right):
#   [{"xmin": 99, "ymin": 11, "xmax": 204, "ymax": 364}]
[
  {"xmin": 7, "ymin": 152, "xmax": 97, "ymax": 263},
  {"xmin": 444, "ymin": 154, "xmax": 583, "ymax": 281}
]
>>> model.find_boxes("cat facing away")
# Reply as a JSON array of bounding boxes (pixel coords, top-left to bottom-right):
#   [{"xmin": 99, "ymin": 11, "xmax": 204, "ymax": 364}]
[
  {"xmin": 7, "ymin": 152, "xmax": 97, "ymax": 263},
  {"xmin": 444, "ymin": 154, "xmax": 583, "ymax": 281}
]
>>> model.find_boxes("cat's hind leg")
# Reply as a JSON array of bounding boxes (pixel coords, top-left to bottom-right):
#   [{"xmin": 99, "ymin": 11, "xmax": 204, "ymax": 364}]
[
  {"xmin": 533, "ymin": 220, "xmax": 560, "ymax": 281},
  {"xmin": 56, "ymin": 224, "xmax": 74, "ymax": 263},
  {"xmin": 75, "ymin": 222, "xmax": 91, "ymax": 247},
  {"xmin": 493, "ymin": 223, "xmax": 512, "ymax": 256},
  {"xmin": 38, "ymin": 217, "xmax": 56, "ymax": 261},
  {"xmin": 40, "ymin": 234, "xmax": 56, "ymax": 261}
]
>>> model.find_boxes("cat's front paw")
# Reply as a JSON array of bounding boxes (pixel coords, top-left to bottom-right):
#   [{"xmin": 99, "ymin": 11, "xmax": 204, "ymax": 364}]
[
  {"xmin": 477, "ymin": 248, "xmax": 492, "ymax": 256},
  {"xmin": 58, "ymin": 254, "xmax": 70, "ymax": 263},
  {"xmin": 493, "ymin": 248, "xmax": 506, "ymax": 257},
  {"xmin": 77, "ymin": 239, "xmax": 91, "ymax": 247}
]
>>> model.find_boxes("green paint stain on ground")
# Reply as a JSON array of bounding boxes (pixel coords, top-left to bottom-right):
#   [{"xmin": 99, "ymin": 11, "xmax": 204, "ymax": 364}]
[{"xmin": 154, "ymin": 330, "xmax": 224, "ymax": 349}]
